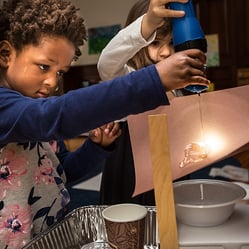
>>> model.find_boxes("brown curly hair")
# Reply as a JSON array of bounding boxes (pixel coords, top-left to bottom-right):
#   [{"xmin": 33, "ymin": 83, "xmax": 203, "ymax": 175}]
[{"xmin": 0, "ymin": 0, "xmax": 87, "ymax": 60}]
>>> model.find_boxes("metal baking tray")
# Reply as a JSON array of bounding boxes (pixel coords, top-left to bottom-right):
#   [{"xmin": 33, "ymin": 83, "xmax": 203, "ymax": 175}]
[{"xmin": 22, "ymin": 205, "xmax": 159, "ymax": 249}]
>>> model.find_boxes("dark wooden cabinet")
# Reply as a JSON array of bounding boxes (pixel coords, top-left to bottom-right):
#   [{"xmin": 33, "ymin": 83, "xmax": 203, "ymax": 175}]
[
  {"xmin": 63, "ymin": 64, "xmax": 100, "ymax": 93},
  {"xmin": 194, "ymin": 0, "xmax": 249, "ymax": 90},
  {"xmin": 235, "ymin": 0, "xmax": 249, "ymax": 67}
]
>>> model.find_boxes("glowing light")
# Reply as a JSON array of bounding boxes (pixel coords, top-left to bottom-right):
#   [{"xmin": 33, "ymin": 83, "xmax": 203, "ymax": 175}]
[{"xmin": 202, "ymin": 131, "xmax": 225, "ymax": 153}]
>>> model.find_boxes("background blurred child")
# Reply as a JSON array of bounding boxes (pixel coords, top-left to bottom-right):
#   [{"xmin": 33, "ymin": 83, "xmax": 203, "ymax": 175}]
[{"xmin": 97, "ymin": 0, "xmax": 192, "ymax": 205}]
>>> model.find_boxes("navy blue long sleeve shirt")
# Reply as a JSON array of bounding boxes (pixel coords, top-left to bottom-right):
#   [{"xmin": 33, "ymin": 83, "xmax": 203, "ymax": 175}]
[
  {"xmin": 0, "ymin": 65, "xmax": 168, "ymax": 144},
  {"xmin": 0, "ymin": 65, "xmax": 168, "ymax": 182}
]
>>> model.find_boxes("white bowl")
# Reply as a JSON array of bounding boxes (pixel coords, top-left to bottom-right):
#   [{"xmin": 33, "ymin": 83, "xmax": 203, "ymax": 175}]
[{"xmin": 173, "ymin": 179, "xmax": 246, "ymax": 227}]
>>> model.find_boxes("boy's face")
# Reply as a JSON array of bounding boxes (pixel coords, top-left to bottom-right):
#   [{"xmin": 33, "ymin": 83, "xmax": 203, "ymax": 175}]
[
  {"xmin": 148, "ymin": 33, "xmax": 174, "ymax": 64},
  {"xmin": 4, "ymin": 36, "xmax": 75, "ymax": 98}
]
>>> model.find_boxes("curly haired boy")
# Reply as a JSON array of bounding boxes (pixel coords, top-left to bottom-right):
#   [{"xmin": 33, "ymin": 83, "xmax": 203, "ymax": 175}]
[{"xmin": 0, "ymin": 0, "xmax": 208, "ymax": 248}]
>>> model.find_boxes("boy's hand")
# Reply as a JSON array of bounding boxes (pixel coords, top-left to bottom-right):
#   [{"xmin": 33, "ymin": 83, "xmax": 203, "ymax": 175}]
[
  {"xmin": 89, "ymin": 122, "xmax": 122, "ymax": 148},
  {"xmin": 155, "ymin": 49, "xmax": 210, "ymax": 91},
  {"xmin": 142, "ymin": 0, "xmax": 188, "ymax": 39}
]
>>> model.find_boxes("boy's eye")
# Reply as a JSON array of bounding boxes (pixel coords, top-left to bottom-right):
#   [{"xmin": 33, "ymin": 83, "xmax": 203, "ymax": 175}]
[{"xmin": 39, "ymin": 64, "xmax": 49, "ymax": 71}]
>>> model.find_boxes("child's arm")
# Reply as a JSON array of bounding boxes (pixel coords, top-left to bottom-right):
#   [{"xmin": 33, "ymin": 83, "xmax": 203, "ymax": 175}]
[
  {"xmin": 97, "ymin": 15, "xmax": 155, "ymax": 80},
  {"xmin": 141, "ymin": 0, "xmax": 187, "ymax": 39},
  {"xmin": 0, "ymin": 65, "xmax": 169, "ymax": 144},
  {"xmin": 0, "ymin": 50, "xmax": 208, "ymax": 145}
]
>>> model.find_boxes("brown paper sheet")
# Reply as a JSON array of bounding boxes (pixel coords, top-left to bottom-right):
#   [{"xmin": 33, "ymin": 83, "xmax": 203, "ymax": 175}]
[{"xmin": 128, "ymin": 85, "xmax": 249, "ymax": 196}]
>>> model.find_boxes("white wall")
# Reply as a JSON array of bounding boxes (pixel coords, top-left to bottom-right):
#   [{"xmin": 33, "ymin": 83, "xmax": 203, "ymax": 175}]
[{"xmin": 71, "ymin": 0, "xmax": 138, "ymax": 65}]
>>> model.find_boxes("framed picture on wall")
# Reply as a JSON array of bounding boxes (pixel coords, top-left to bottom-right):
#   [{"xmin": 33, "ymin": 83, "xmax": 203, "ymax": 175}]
[{"xmin": 88, "ymin": 24, "xmax": 121, "ymax": 55}]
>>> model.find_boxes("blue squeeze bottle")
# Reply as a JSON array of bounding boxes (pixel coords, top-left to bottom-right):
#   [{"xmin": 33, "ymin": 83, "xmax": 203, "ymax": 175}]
[{"xmin": 169, "ymin": 0, "xmax": 208, "ymax": 93}]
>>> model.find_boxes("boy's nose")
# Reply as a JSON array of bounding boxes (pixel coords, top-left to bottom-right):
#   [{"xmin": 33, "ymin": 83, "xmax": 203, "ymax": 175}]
[{"xmin": 44, "ymin": 75, "xmax": 58, "ymax": 89}]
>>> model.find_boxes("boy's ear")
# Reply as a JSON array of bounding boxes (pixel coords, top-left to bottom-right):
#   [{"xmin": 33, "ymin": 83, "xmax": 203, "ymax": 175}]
[{"xmin": 0, "ymin": 40, "xmax": 13, "ymax": 68}]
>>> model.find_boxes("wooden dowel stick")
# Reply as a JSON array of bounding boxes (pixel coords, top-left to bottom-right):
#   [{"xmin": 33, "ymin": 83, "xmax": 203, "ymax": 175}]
[{"xmin": 148, "ymin": 114, "xmax": 179, "ymax": 249}]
